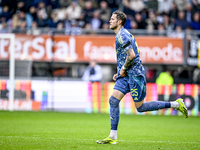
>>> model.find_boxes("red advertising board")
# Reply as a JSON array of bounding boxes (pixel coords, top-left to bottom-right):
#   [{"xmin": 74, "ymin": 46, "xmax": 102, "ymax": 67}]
[{"xmin": 0, "ymin": 34, "xmax": 183, "ymax": 64}]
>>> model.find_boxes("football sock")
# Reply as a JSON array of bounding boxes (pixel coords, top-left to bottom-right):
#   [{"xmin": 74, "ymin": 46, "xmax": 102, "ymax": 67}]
[
  {"xmin": 109, "ymin": 130, "xmax": 117, "ymax": 140},
  {"xmin": 170, "ymin": 101, "xmax": 179, "ymax": 108},
  {"xmin": 137, "ymin": 101, "xmax": 171, "ymax": 112},
  {"xmin": 109, "ymin": 96, "xmax": 120, "ymax": 131}
]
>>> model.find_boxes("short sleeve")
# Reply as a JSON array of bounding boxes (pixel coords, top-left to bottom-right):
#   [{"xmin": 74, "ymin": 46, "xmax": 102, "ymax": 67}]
[{"xmin": 121, "ymin": 34, "xmax": 132, "ymax": 52}]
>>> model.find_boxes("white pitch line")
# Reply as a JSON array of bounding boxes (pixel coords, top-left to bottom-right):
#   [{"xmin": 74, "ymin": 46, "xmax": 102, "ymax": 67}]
[{"xmin": 0, "ymin": 136, "xmax": 198, "ymax": 144}]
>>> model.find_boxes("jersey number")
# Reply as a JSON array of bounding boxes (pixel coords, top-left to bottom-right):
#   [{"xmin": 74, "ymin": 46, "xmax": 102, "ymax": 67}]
[{"xmin": 131, "ymin": 88, "xmax": 138, "ymax": 96}]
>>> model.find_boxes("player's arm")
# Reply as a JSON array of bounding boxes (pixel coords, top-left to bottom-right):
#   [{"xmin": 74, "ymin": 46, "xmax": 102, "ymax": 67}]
[
  {"xmin": 124, "ymin": 48, "xmax": 135, "ymax": 69},
  {"xmin": 120, "ymin": 48, "xmax": 135, "ymax": 77}
]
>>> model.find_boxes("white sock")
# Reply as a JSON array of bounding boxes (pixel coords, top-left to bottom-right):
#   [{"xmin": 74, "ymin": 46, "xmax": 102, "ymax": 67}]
[
  {"xmin": 109, "ymin": 130, "xmax": 117, "ymax": 140},
  {"xmin": 170, "ymin": 101, "xmax": 179, "ymax": 108}
]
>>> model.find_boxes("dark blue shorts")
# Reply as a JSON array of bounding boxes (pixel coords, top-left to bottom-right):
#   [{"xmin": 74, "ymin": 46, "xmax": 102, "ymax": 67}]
[{"xmin": 114, "ymin": 76, "xmax": 146, "ymax": 102}]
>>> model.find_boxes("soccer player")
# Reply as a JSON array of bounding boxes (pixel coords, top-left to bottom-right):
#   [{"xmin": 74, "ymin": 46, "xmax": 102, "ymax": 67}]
[{"xmin": 96, "ymin": 10, "xmax": 188, "ymax": 144}]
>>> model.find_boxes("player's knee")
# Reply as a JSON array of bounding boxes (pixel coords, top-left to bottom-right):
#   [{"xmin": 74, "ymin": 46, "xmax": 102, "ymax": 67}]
[
  {"xmin": 136, "ymin": 105, "xmax": 144, "ymax": 112},
  {"xmin": 134, "ymin": 100, "xmax": 145, "ymax": 112},
  {"xmin": 109, "ymin": 96, "xmax": 120, "ymax": 108},
  {"xmin": 136, "ymin": 103, "xmax": 147, "ymax": 112}
]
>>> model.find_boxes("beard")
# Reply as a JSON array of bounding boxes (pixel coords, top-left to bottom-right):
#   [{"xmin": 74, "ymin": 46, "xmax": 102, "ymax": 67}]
[{"xmin": 110, "ymin": 24, "xmax": 117, "ymax": 30}]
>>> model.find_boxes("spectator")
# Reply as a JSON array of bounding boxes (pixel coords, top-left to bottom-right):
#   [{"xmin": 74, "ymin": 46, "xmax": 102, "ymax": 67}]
[
  {"xmin": 13, "ymin": 10, "xmax": 33, "ymax": 28},
  {"xmin": 77, "ymin": 0, "xmax": 85, "ymax": 9},
  {"xmin": 48, "ymin": 11, "xmax": 59, "ymax": 28},
  {"xmin": 57, "ymin": 21, "xmax": 64, "ymax": 29},
  {"xmin": 64, "ymin": 13, "xmax": 71, "ymax": 29},
  {"xmin": 31, "ymin": 20, "xmax": 38, "ymax": 28},
  {"xmin": 130, "ymin": 20, "xmax": 138, "ymax": 29},
  {"xmin": 82, "ymin": 60, "xmax": 102, "ymax": 82},
  {"xmin": 36, "ymin": 11, "xmax": 48, "ymax": 27},
  {"xmin": 30, "ymin": 21, "xmax": 41, "ymax": 35},
  {"xmin": 141, "ymin": 8, "xmax": 148, "ymax": 20},
  {"xmin": 0, "ymin": 21, "xmax": 8, "ymax": 33},
  {"xmin": 185, "ymin": 2, "xmax": 195, "ymax": 23},
  {"xmin": 66, "ymin": 0, "xmax": 82, "ymax": 20},
  {"xmin": 102, "ymin": 21, "xmax": 109, "ymax": 29},
  {"xmin": 146, "ymin": 10, "xmax": 158, "ymax": 30},
  {"xmin": 169, "ymin": 1, "xmax": 178, "ymax": 23},
  {"xmin": 90, "ymin": 10, "xmax": 102, "ymax": 30},
  {"xmin": 54, "ymin": 6, "xmax": 67, "ymax": 21},
  {"xmin": 98, "ymin": 1, "xmax": 111, "ymax": 22},
  {"xmin": 84, "ymin": 22, "xmax": 92, "ymax": 29},
  {"xmin": 55, "ymin": 22, "xmax": 64, "ymax": 34},
  {"xmin": 122, "ymin": 0, "xmax": 135, "ymax": 17},
  {"xmin": 37, "ymin": 1, "xmax": 49, "ymax": 20},
  {"xmin": 157, "ymin": 23, "xmax": 166, "ymax": 36},
  {"xmin": 15, "ymin": 1, "xmax": 26, "ymax": 12},
  {"xmin": 191, "ymin": 0, "xmax": 200, "ymax": 12},
  {"xmin": 156, "ymin": 69, "xmax": 174, "ymax": 85},
  {"xmin": 190, "ymin": 11, "xmax": 200, "ymax": 30},
  {"xmin": 82, "ymin": 1, "xmax": 95, "ymax": 23},
  {"xmin": 175, "ymin": 0, "xmax": 188, "ymax": 11},
  {"xmin": 59, "ymin": 0, "xmax": 72, "ymax": 8},
  {"xmin": 174, "ymin": 11, "xmax": 189, "ymax": 30},
  {"xmin": 158, "ymin": 0, "xmax": 173, "ymax": 14},
  {"xmin": 70, "ymin": 20, "xmax": 82, "ymax": 35},
  {"xmin": 65, "ymin": 20, "xmax": 82, "ymax": 35},
  {"xmin": 144, "ymin": 66, "xmax": 155, "ymax": 82},
  {"xmin": 122, "ymin": 0, "xmax": 145, "ymax": 13},
  {"xmin": 0, "ymin": 5, "xmax": 12, "ymax": 22},
  {"xmin": 25, "ymin": 11, "xmax": 33, "ymax": 28},
  {"xmin": 163, "ymin": 13, "xmax": 173, "ymax": 31},
  {"xmin": 28, "ymin": 6, "xmax": 37, "ymax": 21},
  {"xmin": 76, "ymin": 12, "xmax": 86, "ymax": 28},
  {"xmin": 193, "ymin": 67, "xmax": 200, "ymax": 83},
  {"xmin": 0, "ymin": 0, "xmax": 16, "ymax": 15},
  {"xmin": 169, "ymin": 25, "xmax": 184, "ymax": 38},
  {"xmin": 13, "ymin": 20, "xmax": 27, "ymax": 33},
  {"xmin": 134, "ymin": 13, "xmax": 147, "ymax": 29},
  {"xmin": 12, "ymin": 11, "xmax": 27, "ymax": 28}
]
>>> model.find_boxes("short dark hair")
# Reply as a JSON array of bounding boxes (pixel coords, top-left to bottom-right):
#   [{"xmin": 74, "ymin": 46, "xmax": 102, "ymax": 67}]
[{"xmin": 112, "ymin": 10, "xmax": 127, "ymax": 26}]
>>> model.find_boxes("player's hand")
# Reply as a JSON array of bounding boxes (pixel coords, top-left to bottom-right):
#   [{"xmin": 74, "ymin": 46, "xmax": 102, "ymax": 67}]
[
  {"xmin": 113, "ymin": 73, "xmax": 118, "ymax": 81},
  {"xmin": 120, "ymin": 68, "xmax": 126, "ymax": 77}
]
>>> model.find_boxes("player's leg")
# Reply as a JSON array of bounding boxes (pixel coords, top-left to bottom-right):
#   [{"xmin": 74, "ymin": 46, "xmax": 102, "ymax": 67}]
[
  {"xmin": 96, "ymin": 78, "xmax": 129, "ymax": 144},
  {"xmin": 96, "ymin": 89, "xmax": 124, "ymax": 144},
  {"xmin": 109, "ymin": 89, "xmax": 124, "ymax": 140},
  {"xmin": 135, "ymin": 99, "xmax": 188, "ymax": 118},
  {"xmin": 131, "ymin": 76, "xmax": 188, "ymax": 118}
]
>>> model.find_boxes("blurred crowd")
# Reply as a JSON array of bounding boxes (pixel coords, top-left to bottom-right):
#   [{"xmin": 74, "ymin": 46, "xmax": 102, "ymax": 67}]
[{"xmin": 0, "ymin": 0, "xmax": 200, "ymax": 35}]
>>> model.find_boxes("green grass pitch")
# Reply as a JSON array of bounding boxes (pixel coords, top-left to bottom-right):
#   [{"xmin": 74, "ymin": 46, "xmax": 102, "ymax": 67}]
[{"xmin": 0, "ymin": 111, "xmax": 199, "ymax": 150}]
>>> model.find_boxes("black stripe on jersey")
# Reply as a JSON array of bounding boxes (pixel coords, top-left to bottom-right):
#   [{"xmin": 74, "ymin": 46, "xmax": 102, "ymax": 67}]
[{"xmin": 122, "ymin": 42, "xmax": 131, "ymax": 48}]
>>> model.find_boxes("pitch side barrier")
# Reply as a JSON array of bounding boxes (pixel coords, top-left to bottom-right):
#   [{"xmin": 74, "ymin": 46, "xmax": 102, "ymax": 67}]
[{"xmin": 0, "ymin": 81, "xmax": 199, "ymax": 117}]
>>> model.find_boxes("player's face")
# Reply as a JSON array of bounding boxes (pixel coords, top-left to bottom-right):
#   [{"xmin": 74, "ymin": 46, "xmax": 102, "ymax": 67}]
[{"xmin": 109, "ymin": 14, "xmax": 119, "ymax": 30}]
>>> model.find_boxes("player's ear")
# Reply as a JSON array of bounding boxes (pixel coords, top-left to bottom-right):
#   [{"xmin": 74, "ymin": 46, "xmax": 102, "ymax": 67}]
[{"xmin": 118, "ymin": 20, "xmax": 122, "ymax": 25}]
